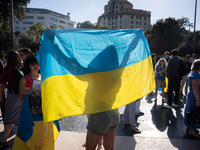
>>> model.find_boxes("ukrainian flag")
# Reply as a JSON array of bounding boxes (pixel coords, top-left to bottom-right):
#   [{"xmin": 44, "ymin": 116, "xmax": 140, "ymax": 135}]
[
  {"xmin": 37, "ymin": 28, "xmax": 155, "ymax": 124},
  {"xmin": 12, "ymin": 95, "xmax": 60, "ymax": 150}
]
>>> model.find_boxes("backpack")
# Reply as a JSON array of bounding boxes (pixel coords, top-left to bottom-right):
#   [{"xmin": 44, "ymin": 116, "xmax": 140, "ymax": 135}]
[
  {"xmin": 9, "ymin": 67, "xmax": 24, "ymax": 94},
  {"xmin": 179, "ymin": 60, "xmax": 188, "ymax": 76}
]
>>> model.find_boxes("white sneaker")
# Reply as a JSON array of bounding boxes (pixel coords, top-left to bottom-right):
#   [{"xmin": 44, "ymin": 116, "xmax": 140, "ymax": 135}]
[
  {"xmin": 172, "ymin": 103, "xmax": 178, "ymax": 107},
  {"xmin": 163, "ymin": 104, "xmax": 172, "ymax": 109}
]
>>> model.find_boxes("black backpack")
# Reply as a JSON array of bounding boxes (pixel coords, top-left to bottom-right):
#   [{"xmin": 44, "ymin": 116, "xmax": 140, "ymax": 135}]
[
  {"xmin": 8, "ymin": 67, "xmax": 24, "ymax": 94},
  {"xmin": 179, "ymin": 60, "xmax": 188, "ymax": 76}
]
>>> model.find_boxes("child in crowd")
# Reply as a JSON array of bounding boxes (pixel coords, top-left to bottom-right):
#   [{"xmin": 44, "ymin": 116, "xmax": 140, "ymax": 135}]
[{"xmin": 154, "ymin": 58, "xmax": 167, "ymax": 104}]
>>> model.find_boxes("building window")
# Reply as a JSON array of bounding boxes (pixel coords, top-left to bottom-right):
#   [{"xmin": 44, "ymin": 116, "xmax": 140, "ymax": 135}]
[
  {"xmin": 139, "ymin": 22, "xmax": 141, "ymax": 25},
  {"xmin": 115, "ymin": 16, "xmax": 118, "ymax": 19},
  {"xmin": 120, "ymin": 15, "xmax": 122, "ymax": 19},
  {"xmin": 109, "ymin": 7, "xmax": 111, "ymax": 10},
  {"xmin": 108, "ymin": 17, "xmax": 111, "ymax": 20},
  {"xmin": 116, "ymin": 6, "xmax": 118, "ymax": 9},
  {"xmin": 139, "ymin": 17, "xmax": 142, "ymax": 20},
  {"xmin": 131, "ymin": 26, "xmax": 133, "ymax": 29},
  {"xmin": 50, "ymin": 23, "xmax": 53, "ymax": 26},
  {"xmin": 120, "ymin": 25, "xmax": 122, "ymax": 29},
  {"xmin": 131, "ymin": 16, "xmax": 133, "ymax": 19},
  {"xmin": 37, "ymin": 16, "xmax": 45, "ymax": 20},
  {"xmin": 106, "ymin": 8, "xmax": 108, "ymax": 11},
  {"xmin": 23, "ymin": 22, "xmax": 34, "ymax": 25},
  {"xmin": 112, "ymin": 26, "xmax": 114, "ymax": 29},
  {"xmin": 136, "ymin": 26, "xmax": 138, "ymax": 29},
  {"xmin": 131, "ymin": 21, "xmax": 133, "ymax": 24},
  {"xmin": 16, "ymin": 21, "xmax": 19, "ymax": 24},
  {"xmin": 67, "ymin": 22, "xmax": 74, "ymax": 26},
  {"xmin": 136, "ymin": 21, "xmax": 138, "ymax": 25},
  {"xmin": 144, "ymin": 17, "xmax": 146, "ymax": 20},
  {"xmin": 104, "ymin": 18, "xmax": 106, "ymax": 21},
  {"xmin": 136, "ymin": 16, "xmax": 138, "ymax": 20},
  {"xmin": 144, "ymin": 22, "xmax": 146, "ymax": 25},
  {"xmin": 112, "ymin": 17, "xmax": 114, "ymax": 20},
  {"xmin": 144, "ymin": 27, "xmax": 146, "ymax": 31},
  {"xmin": 16, "ymin": 27, "xmax": 20, "ymax": 30},
  {"xmin": 27, "ymin": 16, "xmax": 34, "ymax": 19},
  {"xmin": 115, "ymin": 26, "xmax": 118, "ymax": 29},
  {"xmin": 115, "ymin": 21, "xmax": 118, "ymax": 25},
  {"xmin": 122, "ymin": 5, "xmax": 123, "ymax": 9},
  {"xmin": 112, "ymin": 21, "xmax": 114, "ymax": 25},
  {"xmin": 23, "ymin": 27, "xmax": 26, "ymax": 30},
  {"xmin": 59, "ymin": 20, "xmax": 66, "ymax": 24},
  {"xmin": 120, "ymin": 20, "xmax": 122, "ymax": 24},
  {"xmin": 104, "ymin": 22, "xmax": 105, "ymax": 25},
  {"xmin": 50, "ymin": 18, "xmax": 57, "ymax": 22},
  {"xmin": 108, "ymin": 22, "xmax": 111, "ymax": 25}
]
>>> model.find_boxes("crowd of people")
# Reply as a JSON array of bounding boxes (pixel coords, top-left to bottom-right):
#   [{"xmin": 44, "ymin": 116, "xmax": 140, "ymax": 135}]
[
  {"xmin": 0, "ymin": 48, "xmax": 59, "ymax": 150},
  {"xmin": 0, "ymin": 48, "xmax": 200, "ymax": 150},
  {"xmin": 152, "ymin": 50, "xmax": 200, "ymax": 139}
]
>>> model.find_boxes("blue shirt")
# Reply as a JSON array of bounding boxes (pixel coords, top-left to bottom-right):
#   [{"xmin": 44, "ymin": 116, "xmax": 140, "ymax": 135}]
[{"xmin": 155, "ymin": 66, "xmax": 165, "ymax": 80}]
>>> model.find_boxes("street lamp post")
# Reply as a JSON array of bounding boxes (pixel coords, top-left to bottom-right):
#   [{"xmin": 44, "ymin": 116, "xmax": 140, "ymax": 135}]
[
  {"xmin": 193, "ymin": 0, "xmax": 197, "ymax": 53},
  {"xmin": 10, "ymin": 0, "xmax": 15, "ymax": 50}
]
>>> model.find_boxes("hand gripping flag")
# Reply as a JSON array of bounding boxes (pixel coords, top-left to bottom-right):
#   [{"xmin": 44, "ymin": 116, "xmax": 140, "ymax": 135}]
[{"xmin": 37, "ymin": 28, "xmax": 156, "ymax": 124}]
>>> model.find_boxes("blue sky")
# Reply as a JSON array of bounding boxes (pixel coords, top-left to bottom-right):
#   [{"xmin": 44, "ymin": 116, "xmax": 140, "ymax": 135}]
[{"xmin": 27, "ymin": 0, "xmax": 200, "ymax": 30}]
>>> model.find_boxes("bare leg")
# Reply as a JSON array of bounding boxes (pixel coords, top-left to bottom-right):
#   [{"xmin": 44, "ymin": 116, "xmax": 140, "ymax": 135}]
[
  {"xmin": 97, "ymin": 136, "xmax": 103, "ymax": 150},
  {"xmin": 86, "ymin": 130, "xmax": 102, "ymax": 150},
  {"xmin": 103, "ymin": 130, "xmax": 116, "ymax": 150},
  {"xmin": 1, "ymin": 124, "xmax": 12, "ymax": 143},
  {"xmin": 161, "ymin": 88, "xmax": 166, "ymax": 104},
  {"xmin": 154, "ymin": 88, "xmax": 158, "ymax": 102}
]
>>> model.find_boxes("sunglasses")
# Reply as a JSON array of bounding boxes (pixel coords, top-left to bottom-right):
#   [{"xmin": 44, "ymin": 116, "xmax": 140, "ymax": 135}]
[
  {"xmin": 20, "ymin": 53, "xmax": 26, "ymax": 57},
  {"xmin": 30, "ymin": 62, "xmax": 39, "ymax": 66}
]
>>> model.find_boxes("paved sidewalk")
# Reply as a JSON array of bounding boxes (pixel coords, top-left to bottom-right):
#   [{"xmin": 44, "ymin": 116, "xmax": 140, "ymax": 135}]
[{"xmin": 1, "ymin": 91, "xmax": 200, "ymax": 150}]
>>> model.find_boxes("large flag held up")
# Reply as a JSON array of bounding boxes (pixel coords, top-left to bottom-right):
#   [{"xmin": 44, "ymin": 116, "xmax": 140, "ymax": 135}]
[{"xmin": 37, "ymin": 28, "xmax": 156, "ymax": 124}]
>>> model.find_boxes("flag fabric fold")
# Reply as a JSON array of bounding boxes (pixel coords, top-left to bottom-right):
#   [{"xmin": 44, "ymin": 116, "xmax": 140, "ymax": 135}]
[
  {"xmin": 12, "ymin": 95, "xmax": 60, "ymax": 150},
  {"xmin": 37, "ymin": 28, "xmax": 156, "ymax": 124}
]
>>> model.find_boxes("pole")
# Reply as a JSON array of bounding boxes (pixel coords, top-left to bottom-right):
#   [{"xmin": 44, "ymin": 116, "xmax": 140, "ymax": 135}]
[
  {"xmin": 10, "ymin": 0, "xmax": 15, "ymax": 50},
  {"xmin": 193, "ymin": 0, "xmax": 197, "ymax": 53}
]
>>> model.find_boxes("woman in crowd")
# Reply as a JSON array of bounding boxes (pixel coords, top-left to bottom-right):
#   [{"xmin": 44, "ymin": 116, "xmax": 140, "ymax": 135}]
[
  {"xmin": 154, "ymin": 58, "xmax": 167, "ymax": 104},
  {"xmin": 184, "ymin": 59, "xmax": 200, "ymax": 138},
  {"xmin": 2, "ymin": 54, "xmax": 7, "ymax": 68},
  {"xmin": 12, "ymin": 54, "xmax": 59, "ymax": 150},
  {"xmin": 0, "ymin": 50, "xmax": 23, "ymax": 149}
]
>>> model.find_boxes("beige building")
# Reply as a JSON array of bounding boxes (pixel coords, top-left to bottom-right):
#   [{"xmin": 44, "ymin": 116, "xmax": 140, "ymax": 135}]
[{"xmin": 97, "ymin": 0, "xmax": 151, "ymax": 31}]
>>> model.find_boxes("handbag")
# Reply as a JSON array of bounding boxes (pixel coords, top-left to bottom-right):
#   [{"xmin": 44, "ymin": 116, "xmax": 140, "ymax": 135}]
[
  {"xmin": 28, "ymin": 96, "xmax": 42, "ymax": 115},
  {"xmin": 28, "ymin": 79, "xmax": 42, "ymax": 115},
  {"xmin": 186, "ymin": 107, "xmax": 200, "ymax": 125}
]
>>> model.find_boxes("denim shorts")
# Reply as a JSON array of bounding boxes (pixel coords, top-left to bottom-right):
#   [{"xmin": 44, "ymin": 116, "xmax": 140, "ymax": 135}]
[{"xmin": 86, "ymin": 109, "xmax": 120, "ymax": 136}]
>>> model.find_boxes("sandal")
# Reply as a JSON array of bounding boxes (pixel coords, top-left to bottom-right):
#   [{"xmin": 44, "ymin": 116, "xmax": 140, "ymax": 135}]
[
  {"xmin": 0, "ymin": 142, "xmax": 8, "ymax": 150},
  {"xmin": 162, "ymin": 99, "xmax": 166, "ymax": 105},
  {"xmin": 131, "ymin": 125, "xmax": 141, "ymax": 133},
  {"xmin": 188, "ymin": 130, "xmax": 200, "ymax": 138},
  {"xmin": 124, "ymin": 120, "xmax": 130, "ymax": 126}
]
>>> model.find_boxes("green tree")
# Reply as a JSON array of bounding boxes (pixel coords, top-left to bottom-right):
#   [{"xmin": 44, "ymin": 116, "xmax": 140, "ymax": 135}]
[
  {"xmin": 0, "ymin": 0, "xmax": 30, "ymax": 22},
  {"xmin": 19, "ymin": 22, "xmax": 45, "ymax": 53},
  {"xmin": 95, "ymin": 25, "xmax": 111, "ymax": 29},
  {"xmin": 145, "ymin": 17, "xmax": 187, "ymax": 55},
  {"xmin": 49, "ymin": 23, "xmax": 66, "ymax": 29},
  {"xmin": 76, "ymin": 21, "xmax": 95, "ymax": 29},
  {"xmin": 0, "ymin": 0, "xmax": 31, "ymax": 54}
]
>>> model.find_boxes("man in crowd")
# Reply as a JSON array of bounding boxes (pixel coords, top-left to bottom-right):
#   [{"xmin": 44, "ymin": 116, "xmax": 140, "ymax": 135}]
[
  {"xmin": 18, "ymin": 47, "xmax": 31, "ymax": 62},
  {"xmin": 163, "ymin": 49, "xmax": 182, "ymax": 109},
  {"xmin": 164, "ymin": 51, "xmax": 171, "ymax": 63}
]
